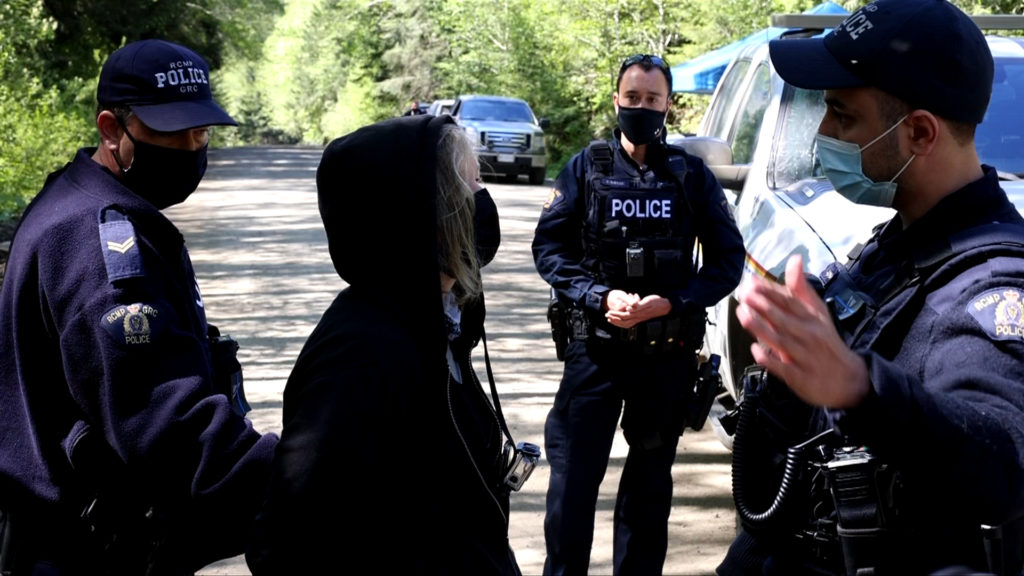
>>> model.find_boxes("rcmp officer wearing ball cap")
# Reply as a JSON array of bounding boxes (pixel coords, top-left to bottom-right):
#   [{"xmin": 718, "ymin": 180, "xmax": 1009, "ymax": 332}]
[
  {"xmin": 717, "ymin": 0, "xmax": 1024, "ymax": 574},
  {"xmin": 0, "ymin": 39, "xmax": 277, "ymax": 574}
]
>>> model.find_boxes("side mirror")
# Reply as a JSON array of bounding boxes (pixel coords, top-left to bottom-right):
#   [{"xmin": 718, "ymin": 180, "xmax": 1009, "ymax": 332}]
[
  {"xmin": 539, "ymin": 118, "xmax": 551, "ymax": 129},
  {"xmin": 668, "ymin": 136, "xmax": 747, "ymax": 192}
]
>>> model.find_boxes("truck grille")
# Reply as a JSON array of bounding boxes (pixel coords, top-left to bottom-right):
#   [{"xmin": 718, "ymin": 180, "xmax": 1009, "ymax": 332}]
[{"xmin": 484, "ymin": 131, "xmax": 530, "ymax": 150}]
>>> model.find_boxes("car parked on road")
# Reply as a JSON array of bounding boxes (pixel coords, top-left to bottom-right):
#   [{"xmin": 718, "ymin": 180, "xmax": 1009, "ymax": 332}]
[
  {"xmin": 672, "ymin": 16, "xmax": 1024, "ymax": 448},
  {"xmin": 450, "ymin": 94, "xmax": 550, "ymax": 185},
  {"xmin": 427, "ymin": 98, "xmax": 456, "ymax": 116}
]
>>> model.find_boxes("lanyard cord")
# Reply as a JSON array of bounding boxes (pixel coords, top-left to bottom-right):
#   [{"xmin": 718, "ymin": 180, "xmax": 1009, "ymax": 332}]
[{"xmin": 480, "ymin": 327, "xmax": 514, "ymax": 444}]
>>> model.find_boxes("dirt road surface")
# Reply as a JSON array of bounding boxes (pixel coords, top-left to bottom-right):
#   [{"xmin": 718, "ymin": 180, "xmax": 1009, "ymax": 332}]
[{"xmin": 176, "ymin": 147, "xmax": 737, "ymax": 576}]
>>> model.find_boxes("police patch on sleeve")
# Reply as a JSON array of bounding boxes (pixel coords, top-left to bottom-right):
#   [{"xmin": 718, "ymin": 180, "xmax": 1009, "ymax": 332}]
[
  {"xmin": 543, "ymin": 188, "xmax": 563, "ymax": 210},
  {"xmin": 101, "ymin": 303, "xmax": 164, "ymax": 346},
  {"xmin": 967, "ymin": 288, "xmax": 1024, "ymax": 341}
]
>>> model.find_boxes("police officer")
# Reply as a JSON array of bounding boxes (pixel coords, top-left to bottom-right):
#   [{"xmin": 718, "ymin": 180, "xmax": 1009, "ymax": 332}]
[
  {"xmin": 533, "ymin": 54, "xmax": 744, "ymax": 575},
  {"xmin": 717, "ymin": 1, "xmax": 1024, "ymax": 574},
  {"xmin": 0, "ymin": 39, "xmax": 277, "ymax": 575}
]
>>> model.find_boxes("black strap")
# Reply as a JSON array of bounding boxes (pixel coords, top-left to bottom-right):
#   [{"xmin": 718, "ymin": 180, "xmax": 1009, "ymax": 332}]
[
  {"xmin": 917, "ymin": 222, "xmax": 1024, "ymax": 271},
  {"xmin": 480, "ymin": 328, "xmax": 514, "ymax": 444},
  {"xmin": 588, "ymin": 140, "xmax": 613, "ymax": 175},
  {"xmin": 663, "ymin": 146, "xmax": 694, "ymax": 217},
  {"xmin": 843, "ymin": 222, "xmax": 1024, "ymax": 310},
  {"xmin": 848, "ymin": 222, "xmax": 1024, "ymax": 355}
]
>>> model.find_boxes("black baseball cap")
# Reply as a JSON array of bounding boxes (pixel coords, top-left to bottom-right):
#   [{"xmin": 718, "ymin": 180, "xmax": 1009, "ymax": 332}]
[
  {"xmin": 97, "ymin": 39, "xmax": 237, "ymax": 132},
  {"xmin": 768, "ymin": 0, "xmax": 993, "ymax": 124}
]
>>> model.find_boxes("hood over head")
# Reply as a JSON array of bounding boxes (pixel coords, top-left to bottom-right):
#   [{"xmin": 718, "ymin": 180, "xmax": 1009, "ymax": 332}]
[
  {"xmin": 318, "ymin": 114, "xmax": 455, "ymax": 297},
  {"xmin": 317, "ymin": 114, "xmax": 458, "ymax": 381}
]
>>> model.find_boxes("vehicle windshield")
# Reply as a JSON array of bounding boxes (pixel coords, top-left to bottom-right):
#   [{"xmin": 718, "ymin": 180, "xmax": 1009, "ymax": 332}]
[
  {"xmin": 770, "ymin": 85, "xmax": 824, "ymax": 190},
  {"xmin": 460, "ymin": 99, "xmax": 535, "ymax": 123},
  {"xmin": 977, "ymin": 57, "xmax": 1024, "ymax": 177}
]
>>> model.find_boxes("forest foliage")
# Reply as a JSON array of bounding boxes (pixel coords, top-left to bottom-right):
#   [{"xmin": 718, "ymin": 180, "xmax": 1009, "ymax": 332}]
[{"xmin": 2, "ymin": 0, "xmax": 1021, "ymax": 219}]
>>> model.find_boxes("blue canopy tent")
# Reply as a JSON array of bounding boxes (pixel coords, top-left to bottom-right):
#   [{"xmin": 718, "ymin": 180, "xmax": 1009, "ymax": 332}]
[{"xmin": 670, "ymin": 1, "xmax": 849, "ymax": 94}]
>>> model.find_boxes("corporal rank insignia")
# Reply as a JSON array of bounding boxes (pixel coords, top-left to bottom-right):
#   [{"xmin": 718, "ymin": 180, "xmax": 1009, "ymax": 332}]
[
  {"xmin": 543, "ymin": 188, "xmax": 563, "ymax": 210},
  {"xmin": 101, "ymin": 303, "xmax": 163, "ymax": 346},
  {"xmin": 967, "ymin": 288, "xmax": 1024, "ymax": 341},
  {"xmin": 99, "ymin": 219, "xmax": 144, "ymax": 281}
]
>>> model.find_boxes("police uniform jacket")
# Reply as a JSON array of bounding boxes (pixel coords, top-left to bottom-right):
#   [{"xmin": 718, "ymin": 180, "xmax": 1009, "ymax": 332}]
[
  {"xmin": 0, "ymin": 149, "xmax": 278, "ymax": 571},
  {"xmin": 727, "ymin": 167, "xmax": 1024, "ymax": 574},
  {"xmin": 822, "ymin": 166, "xmax": 1024, "ymax": 570},
  {"xmin": 533, "ymin": 132, "xmax": 743, "ymax": 328},
  {"xmin": 245, "ymin": 114, "xmax": 520, "ymax": 575}
]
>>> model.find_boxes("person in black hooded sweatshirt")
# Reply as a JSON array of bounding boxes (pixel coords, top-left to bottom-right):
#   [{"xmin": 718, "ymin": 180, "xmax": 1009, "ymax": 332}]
[{"xmin": 245, "ymin": 113, "xmax": 520, "ymax": 575}]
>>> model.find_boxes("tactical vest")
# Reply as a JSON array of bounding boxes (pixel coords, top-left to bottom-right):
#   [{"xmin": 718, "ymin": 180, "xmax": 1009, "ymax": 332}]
[
  {"xmin": 822, "ymin": 221, "xmax": 1024, "ymax": 355},
  {"xmin": 817, "ymin": 221, "xmax": 1024, "ymax": 575},
  {"xmin": 582, "ymin": 140, "xmax": 696, "ymax": 295}
]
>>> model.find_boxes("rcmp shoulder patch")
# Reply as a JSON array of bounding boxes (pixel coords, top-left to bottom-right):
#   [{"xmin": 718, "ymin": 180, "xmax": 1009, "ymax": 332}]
[
  {"xmin": 543, "ymin": 188, "xmax": 563, "ymax": 210},
  {"xmin": 966, "ymin": 288, "xmax": 1024, "ymax": 341},
  {"xmin": 101, "ymin": 303, "xmax": 164, "ymax": 346},
  {"xmin": 99, "ymin": 212, "xmax": 145, "ymax": 282}
]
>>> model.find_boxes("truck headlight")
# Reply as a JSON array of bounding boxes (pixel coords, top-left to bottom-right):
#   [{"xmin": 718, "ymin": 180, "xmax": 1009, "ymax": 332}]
[
  {"xmin": 463, "ymin": 126, "xmax": 480, "ymax": 145},
  {"xmin": 534, "ymin": 133, "xmax": 545, "ymax": 151}
]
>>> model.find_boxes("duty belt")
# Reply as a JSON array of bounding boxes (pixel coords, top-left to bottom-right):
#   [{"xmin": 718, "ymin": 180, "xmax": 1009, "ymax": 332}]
[{"xmin": 569, "ymin": 311, "xmax": 688, "ymax": 354}]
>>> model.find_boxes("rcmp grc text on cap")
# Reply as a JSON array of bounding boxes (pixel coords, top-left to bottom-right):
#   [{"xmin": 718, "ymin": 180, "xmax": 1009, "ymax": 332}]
[
  {"xmin": 768, "ymin": 0, "xmax": 993, "ymax": 124},
  {"xmin": 98, "ymin": 39, "xmax": 238, "ymax": 132}
]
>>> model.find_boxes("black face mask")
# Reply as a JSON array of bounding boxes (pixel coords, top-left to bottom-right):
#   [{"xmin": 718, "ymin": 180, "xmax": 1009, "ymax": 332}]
[
  {"xmin": 473, "ymin": 187, "xmax": 500, "ymax": 267},
  {"xmin": 617, "ymin": 106, "xmax": 666, "ymax": 146},
  {"xmin": 117, "ymin": 128, "xmax": 208, "ymax": 210}
]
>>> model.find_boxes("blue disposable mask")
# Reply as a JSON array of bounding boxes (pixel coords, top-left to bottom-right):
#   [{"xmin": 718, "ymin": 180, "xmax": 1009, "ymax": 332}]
[{"xmin": 814, "ymin": 115, "xmax": 914, "ymax": 208}]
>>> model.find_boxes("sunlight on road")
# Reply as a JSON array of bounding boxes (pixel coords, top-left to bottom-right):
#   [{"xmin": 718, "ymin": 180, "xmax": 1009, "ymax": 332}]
[{"xmin": 185, "ymin": 148, "xmax": 735, "ymax": 576}]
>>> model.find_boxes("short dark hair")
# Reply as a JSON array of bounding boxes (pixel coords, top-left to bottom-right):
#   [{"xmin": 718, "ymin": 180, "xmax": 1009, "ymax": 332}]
[
  {"xmin": 96, "ymin": 103, "xmax": 134, "ymax": 124},
  {"xmin": 876, "ymin": 90, "xmax": 974, "ymax": 146},
  {"xmin": 616, "ymin": 54, "xmax": 672, "ymax": 92}
]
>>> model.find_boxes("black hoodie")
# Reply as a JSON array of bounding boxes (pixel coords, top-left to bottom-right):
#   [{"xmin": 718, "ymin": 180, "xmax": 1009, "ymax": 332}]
[{"xmin": 246, "ymin": 115, "xmax": 520, "ymax": 575}]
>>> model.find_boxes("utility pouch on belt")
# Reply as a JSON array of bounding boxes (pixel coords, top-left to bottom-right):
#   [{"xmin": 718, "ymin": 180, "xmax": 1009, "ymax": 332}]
[
  {"xmin": 641, "ymin": 317, "xmax": 682, "ymax": 355},
  {"xmin": 570, "ymin": 308, "xmax": 590, "ymax": 342},
  {"xmin": 208, "ymin": 325, "xmax": 251, "ymax": 417}
]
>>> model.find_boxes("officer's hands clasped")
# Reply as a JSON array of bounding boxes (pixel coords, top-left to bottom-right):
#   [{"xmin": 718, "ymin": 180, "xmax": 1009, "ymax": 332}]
[{"xmin": 603, "ymin": 289, "xmax": 672, "ymax": 329}]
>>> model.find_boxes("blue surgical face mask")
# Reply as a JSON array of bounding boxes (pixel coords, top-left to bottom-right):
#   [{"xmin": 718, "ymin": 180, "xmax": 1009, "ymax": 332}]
[{"xmin": 814, "ymin": 115, "xmax": 914, "ymax": 208}]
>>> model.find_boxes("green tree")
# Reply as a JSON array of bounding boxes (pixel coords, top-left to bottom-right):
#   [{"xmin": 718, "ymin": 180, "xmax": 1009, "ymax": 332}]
[
  {"xmin": 377, "ymin": 0, "xmax": 448, "ymax": 106},
  {"xmin": 0, "ymin": 0, "xmax": 93, "ymax": 220}
]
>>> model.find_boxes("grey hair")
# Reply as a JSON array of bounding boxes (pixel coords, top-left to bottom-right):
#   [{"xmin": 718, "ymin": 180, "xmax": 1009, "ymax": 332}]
[{"xmin": 436, "ymin": 123, "xmax": 481, "ymax": 304}]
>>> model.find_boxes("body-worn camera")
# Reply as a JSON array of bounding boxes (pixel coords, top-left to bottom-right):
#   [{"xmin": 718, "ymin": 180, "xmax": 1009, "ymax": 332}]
[
  {"xmin": 503, "ymin": 441, "xmax": 541, "ymax": 491},
  {"xmin": 626, "ymin": 241, "xmax": 644, "ymax": 277}
]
